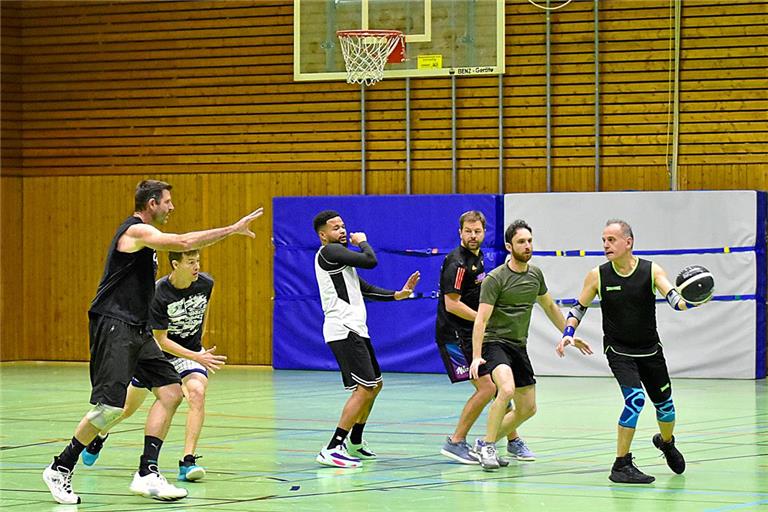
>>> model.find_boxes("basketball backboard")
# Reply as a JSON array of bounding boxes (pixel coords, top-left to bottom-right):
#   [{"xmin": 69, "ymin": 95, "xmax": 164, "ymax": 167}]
[{"xmin": 294, "ymin": 0, "xmax": 505, "ymax": 82}]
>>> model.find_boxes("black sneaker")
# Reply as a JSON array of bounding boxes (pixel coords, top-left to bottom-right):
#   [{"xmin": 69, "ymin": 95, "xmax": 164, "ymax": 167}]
[
  {"xmin": 609, "ymin": 453, "xmax": 655, "ymax": 484},
  {"xmin": 81, "ymin": 434, "xmax": 108, "ymax": 466},
  {"xmin": 653, "ymin": 434, "xmax": 685, "ymax": 474}
]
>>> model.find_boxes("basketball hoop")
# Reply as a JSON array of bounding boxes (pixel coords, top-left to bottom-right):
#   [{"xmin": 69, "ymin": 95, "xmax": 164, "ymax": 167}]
[{"xmin": 337, "ymin": 30, "xmax": 405, "ymax": 86}]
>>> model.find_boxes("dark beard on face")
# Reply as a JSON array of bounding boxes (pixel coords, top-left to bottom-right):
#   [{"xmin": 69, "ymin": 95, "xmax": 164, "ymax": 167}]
[{"xmin": 512, "ymin": 250, "xmax": 531, "ymax": 263}]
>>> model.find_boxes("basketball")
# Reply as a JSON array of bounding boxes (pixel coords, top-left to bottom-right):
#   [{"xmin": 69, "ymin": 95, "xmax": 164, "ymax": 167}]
[{"xmin": 675, "ymin": 265, "xmax": 715, "ymax": 305}]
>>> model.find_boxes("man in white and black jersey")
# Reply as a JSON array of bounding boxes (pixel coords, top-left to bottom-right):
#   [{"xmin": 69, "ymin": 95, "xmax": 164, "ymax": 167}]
[
  {"xmin": 312, "ymin": 210, "xmax": 420, "ymax": 468},
  {"xmin": 43, "ymin": 180, "xmax": 262, "ymax": 505},
  {"xmin": 81, "ymin": 249, "xmax": 224, "ymax": 483}
]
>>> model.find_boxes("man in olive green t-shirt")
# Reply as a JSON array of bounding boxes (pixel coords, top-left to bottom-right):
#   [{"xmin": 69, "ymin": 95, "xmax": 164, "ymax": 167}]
[{"xmin": 469, "ymin": 220, "xmax": 592, "ymax": 471}]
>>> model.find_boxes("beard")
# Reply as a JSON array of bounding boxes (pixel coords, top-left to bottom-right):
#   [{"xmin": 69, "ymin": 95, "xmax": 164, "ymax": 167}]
[{"xmin": 511, "ymin": 249, "xmax": 532, "ymax": 263}]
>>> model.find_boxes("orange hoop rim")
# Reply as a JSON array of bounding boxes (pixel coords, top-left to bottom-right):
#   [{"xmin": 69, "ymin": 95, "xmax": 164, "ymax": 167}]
[{"xmin": 336, "ymin": 29, "xmax": 403, "ymax": 38}]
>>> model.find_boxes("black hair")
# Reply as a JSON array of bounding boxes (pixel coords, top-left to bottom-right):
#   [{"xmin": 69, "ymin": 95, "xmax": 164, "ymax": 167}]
[
  {"xmin": 135, "ymin": 180, "xmax": 172, "ymax": 211},
  {"xmin": 313, "ymin": 210, "xmax": 341, "ymax": 232},
  {"xmin": 504, "ymin": 219, "xmax": 532, "ymax": 244},
  {"xmin": 168, "ymin": 249, "xmax": 199, "ymax": 266}
]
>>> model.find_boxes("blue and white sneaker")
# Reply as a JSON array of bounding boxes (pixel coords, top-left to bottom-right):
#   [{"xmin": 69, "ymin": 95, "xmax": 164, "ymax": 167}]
[
  {"xmin": 441, "ymin": 437, "xmax": 479, "ymax": 465},
  {"xmin": 82, "ymin": 434, "xmax": 108, "ymax": 467},
  {"xmin": 316, "ymin": 445, "xmax": 362, "ymax": 468},
  {"xmin": 178, "ymin": 454, "xmax": 205, "ymax": 481},
  {"xmin": 348, "ymin": 440, "xmax": 377, "ymax": 459},
  {"xmin": 507, "ymin": 437, "xmax": 536, "ymax": 461}
]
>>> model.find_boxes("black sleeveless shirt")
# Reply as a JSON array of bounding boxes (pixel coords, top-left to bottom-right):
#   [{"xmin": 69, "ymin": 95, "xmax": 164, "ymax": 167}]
[
  {"xmin": 599, "ymin": 257, "xmax": 660, "ymax": 355},
  {"xmin": 89, "ymin": 216, "xmax": 158, "ymax": 326}
]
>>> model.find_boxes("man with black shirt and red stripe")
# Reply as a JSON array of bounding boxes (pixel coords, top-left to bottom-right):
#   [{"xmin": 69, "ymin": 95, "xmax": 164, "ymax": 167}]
[
  {"xmin": 436, "ymin": 211, "xmax": 531, "ymax": 465},
  {"xmin": 312, "ymin": 210, "xmax": 420, "ymax": 468},
  {"xmin": 42, "ymin": 180, "xmax": 262, "ymax": 505}
]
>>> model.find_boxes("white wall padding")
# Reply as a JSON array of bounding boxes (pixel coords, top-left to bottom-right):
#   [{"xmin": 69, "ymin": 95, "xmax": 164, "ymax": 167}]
[{"xmin": 503, "ymin": 191, "xmax": 760, "ymax": 379}]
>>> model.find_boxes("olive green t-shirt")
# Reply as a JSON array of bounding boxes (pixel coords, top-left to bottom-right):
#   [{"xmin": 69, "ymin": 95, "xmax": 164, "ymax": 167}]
[{"xmin": 479, "ymin": 262, "xmax": 548, "ymax": 347}]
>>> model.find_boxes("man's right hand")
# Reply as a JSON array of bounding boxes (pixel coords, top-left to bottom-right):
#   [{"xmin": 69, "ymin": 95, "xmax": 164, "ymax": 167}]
[
  {"xmin": 195, "ymin": 346, "xmax": 228, "ymax": 373},
  {"xmin": 469, "ymin": 356, "xmax": 486, "ymax": 380},
  {"xmin": 232, "ymin": 207, "xmax": 264, "ymax": 238},
  {"xmin": 349, "ymin": 232, "xmax": 367, "ymax": 246}
]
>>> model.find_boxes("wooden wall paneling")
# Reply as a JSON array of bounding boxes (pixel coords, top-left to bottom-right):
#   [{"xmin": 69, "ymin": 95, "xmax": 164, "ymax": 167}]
[
  {"xmin": 1, "ymin": 0, "xmax": 23, "ymax": 178},
  {"xmin": 677, "ymin": 1, "xmax": 768, "ymax": 169},
  {"xmin": 600, "ymin": 166, "xmax": 669, "ymax": 192},
  {"xmin": 0, "ymin": 177, "xmax": 23, "ymax": 360},
  {"xmin": 1, "ymin": 2, "xmax": 23, "ymax": 360}
]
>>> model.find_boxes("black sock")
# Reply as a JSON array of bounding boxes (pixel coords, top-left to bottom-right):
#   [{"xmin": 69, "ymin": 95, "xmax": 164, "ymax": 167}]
[
  {"xmin": 139, "ymin": 435, "xmax": 163, "ymax": 476},
  {"xmin": 56, "ymin": 438, "xmax": 86, "ymax": 470},
  {"xmin": 327, "ymin": 427, "xmax": 349, "ymax": 450},
  {"xmin": 349, "ymin": 423, "xmax": 366, "ymax": 445},
  {"xmin": 88, "ymin": 433, "xmax": 109, "ymax": 451},
  {"xmin": 182, "ymin": 454, "xmax": 196, "ymax": 464},
  {"xmin": 56, "ymin": 437, "xmax": 86, "ymax": 470}
]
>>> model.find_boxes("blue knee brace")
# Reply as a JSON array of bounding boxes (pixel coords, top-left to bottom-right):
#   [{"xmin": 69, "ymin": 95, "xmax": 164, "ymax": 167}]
[
  {"xmin": 619, "ymin": 386, "xmax": 645, "ymax": 428},
  {"xmin": 654, "ymin": 397, "xmax": 676, "ymax": 423}
]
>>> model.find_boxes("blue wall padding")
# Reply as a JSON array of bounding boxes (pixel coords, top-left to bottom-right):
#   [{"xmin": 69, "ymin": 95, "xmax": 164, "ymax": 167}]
[
  {"xmin": 273, "ymin": 195, "xmax": 502, "ymax": 372},
  {"xmin": 756, "ymin": 191, "xmax": 767, "ymax": 378}
]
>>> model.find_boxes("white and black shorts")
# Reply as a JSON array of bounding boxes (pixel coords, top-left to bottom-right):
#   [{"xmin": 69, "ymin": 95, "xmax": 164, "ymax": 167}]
[
  {"xmin": 169, "ymin": 355, "xmax": 209, "ymax": 380},
  {"xmin": 132, "ymin": 353, "xmax": 208, "ymax": 389},
  {"xmin": 328, "ymin": 331, "xmax": 382, "ymax": 390}
]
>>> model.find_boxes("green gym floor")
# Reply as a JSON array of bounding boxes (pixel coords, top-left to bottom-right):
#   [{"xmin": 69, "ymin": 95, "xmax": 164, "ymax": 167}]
[{"xmin": 0, "ymin": 362, "xmax": 765, "ymax": 511}]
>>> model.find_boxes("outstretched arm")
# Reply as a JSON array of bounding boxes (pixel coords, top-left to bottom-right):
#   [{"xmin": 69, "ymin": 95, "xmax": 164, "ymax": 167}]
[
  {"xmin": 358, "ymin": 271, "xmax": 419, "ymax": 301},
  {"xmin": 118, "ymin": 207, "xmax": 264, "ymax": 253},
  {"xmin": 556, "ymin": 268, "xmax": 598, "ymax": 358}
]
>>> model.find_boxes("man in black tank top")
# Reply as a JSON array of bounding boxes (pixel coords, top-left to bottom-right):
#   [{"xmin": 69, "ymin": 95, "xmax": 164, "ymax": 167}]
[
  {"xmin": 43, "ymin": 180, "xmax": 263, "ymax": 505},
  {"xmin": 557, "ymin": 219, "xmax": 705, "ymax": 484}
]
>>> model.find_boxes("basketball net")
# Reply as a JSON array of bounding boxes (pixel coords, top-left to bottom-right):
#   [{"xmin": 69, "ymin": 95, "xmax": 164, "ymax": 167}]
[{"xmin": 337, "ymin": 30, "xmax": 405, "ymax": 86}]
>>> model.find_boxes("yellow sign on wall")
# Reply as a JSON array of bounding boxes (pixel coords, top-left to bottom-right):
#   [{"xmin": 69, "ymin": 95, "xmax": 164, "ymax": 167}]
[{"xmin": 418, "ymin": 54, "xmax": 443, "ymax": 70}]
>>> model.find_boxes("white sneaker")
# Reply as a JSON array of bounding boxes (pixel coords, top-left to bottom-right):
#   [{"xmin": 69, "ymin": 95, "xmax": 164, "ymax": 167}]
[
  {"xmin": 129, "ymin": 471, "xmax": 188, "ymax": 501},
  {"xmin": 474, "ymin": 440, "xmax": 500, "ymax": 471},
  {"xmin": 43, "ymin": 463, "xmax": 81, "ymax": 504},
  {"xmin": 347, "ymin": 440, "xmax": 377, "ymax": 459},
  {"xmin": 316, "ymin": 445, "xmax": 362, "ymax": 468}
]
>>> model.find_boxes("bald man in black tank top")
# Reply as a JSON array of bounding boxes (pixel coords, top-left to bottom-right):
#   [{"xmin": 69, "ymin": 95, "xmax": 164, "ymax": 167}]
[{"xmin": 558, "ymin": 219, "xmax": 705, "ymax": 484}]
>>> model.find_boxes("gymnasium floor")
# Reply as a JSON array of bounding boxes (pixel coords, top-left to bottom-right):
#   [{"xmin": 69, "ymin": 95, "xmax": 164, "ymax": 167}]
[{"xmin": 0, "ymin": 362, "xmax": 765, "ymax": 511}]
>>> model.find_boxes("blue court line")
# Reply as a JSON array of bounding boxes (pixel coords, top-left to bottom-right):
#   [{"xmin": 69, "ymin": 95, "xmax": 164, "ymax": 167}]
[
  {"xmin": 703, "ymin": 499, "xmax": 768, "ymax": 511},
  {"xmin": 553, "ymin": 295, "xmax": 756, "ymax": 305}
]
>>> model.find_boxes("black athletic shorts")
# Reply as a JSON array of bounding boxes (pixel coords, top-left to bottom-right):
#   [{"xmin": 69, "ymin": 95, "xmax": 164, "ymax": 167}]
[
  {"xmin": 437, "ymin": 332, "xmax": 489, "ymax": 383},
  {"xmin": 482, "ymin": 342, "xmax": 536, "ymax": 388},
  {"xmin": 88, "ymin": 312, "xmax": 181, "ymax": 408},
  {"xmin": 605, "ymin": 346, "xmax": 672, "ymax": 403},
  {"xmin": 328, "ymin": 331, "xmax": 382, "ymax": 390}
]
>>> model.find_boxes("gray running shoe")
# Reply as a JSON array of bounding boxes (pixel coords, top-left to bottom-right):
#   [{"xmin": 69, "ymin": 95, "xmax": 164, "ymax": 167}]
[
  {"xmin": 507, "ymin": 437, "xmax": 536, "ymax": 461},
  {"xmin": 440, "ymin": 437, "xmax": 479, "ymax": 465}
]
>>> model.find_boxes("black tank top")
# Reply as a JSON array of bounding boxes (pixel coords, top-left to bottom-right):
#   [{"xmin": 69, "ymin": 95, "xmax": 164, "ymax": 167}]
[
  {"xmin": 599, "ymin": 257, "xmax": 660, "ymax": 355},
  {"xmin": 89, "ymin": 216, "xmax": 158, "ymax": 326}
]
